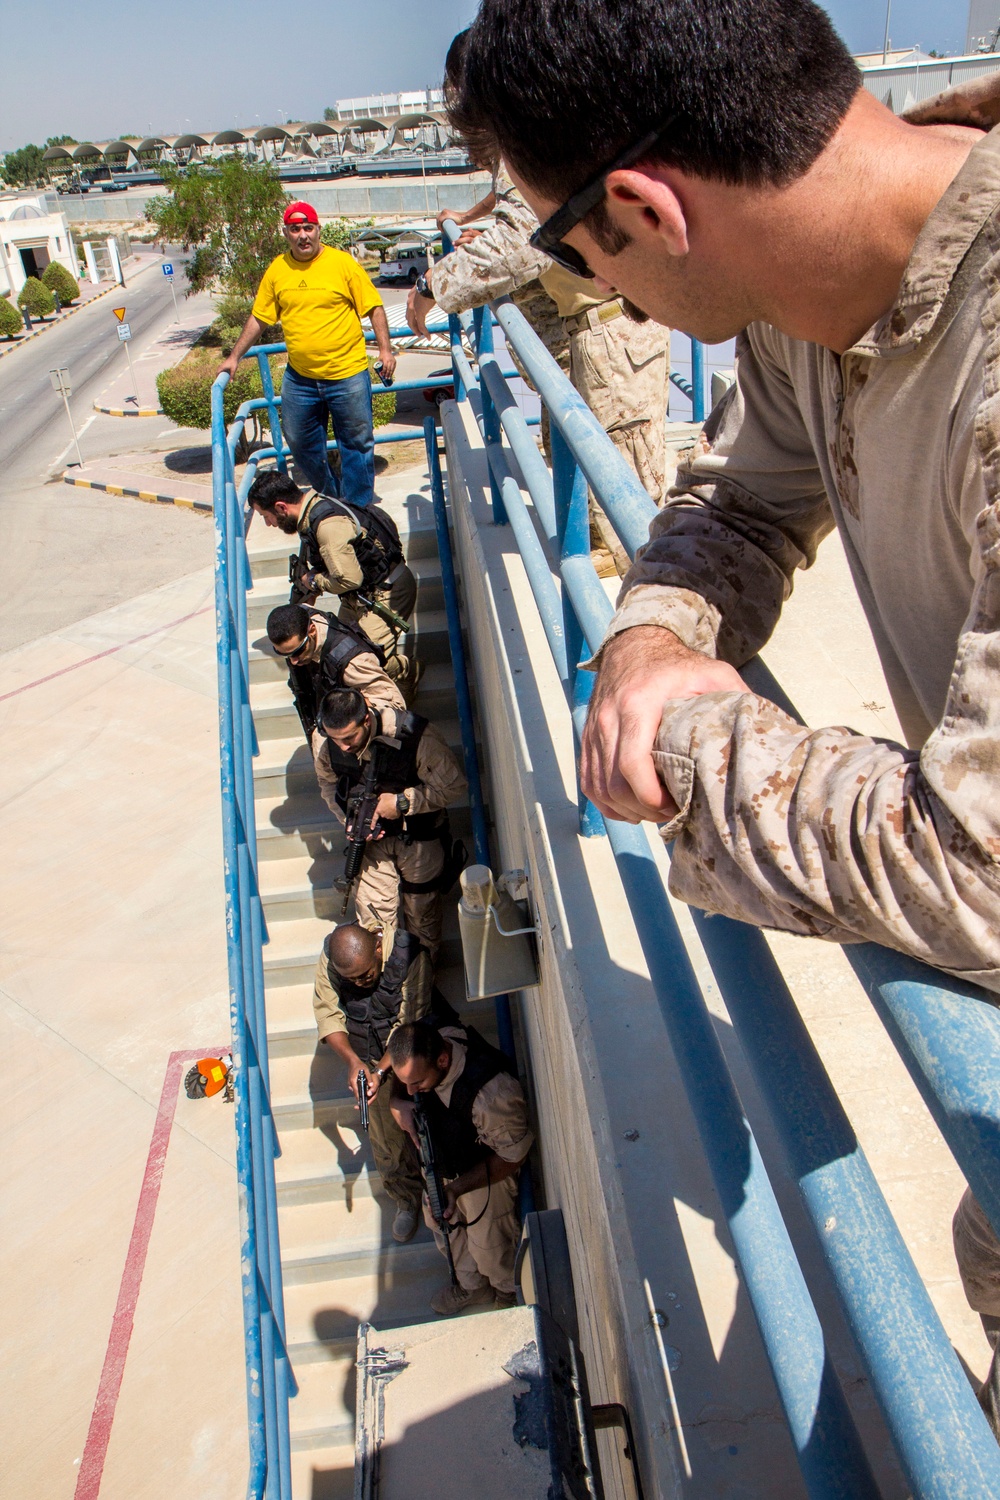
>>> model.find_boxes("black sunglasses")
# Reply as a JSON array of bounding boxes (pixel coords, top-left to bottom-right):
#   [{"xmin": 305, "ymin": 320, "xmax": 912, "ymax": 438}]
[
  {"xmin": 275, "ymin": 637, "xmax": 310, "ymax": 661},
  {"xmin": 528, "ymin": 113, "xmax": 678, "ymax": 279}
]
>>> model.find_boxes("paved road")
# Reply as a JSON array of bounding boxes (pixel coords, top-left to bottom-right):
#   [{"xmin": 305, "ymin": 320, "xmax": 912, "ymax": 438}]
[
  {"xmin": 0, "ymin": 254, "xmax": 184, "ymax": 473},
  {"xmin": 0, "ymin": 254, "xmax": 216, "ymax": 651}
]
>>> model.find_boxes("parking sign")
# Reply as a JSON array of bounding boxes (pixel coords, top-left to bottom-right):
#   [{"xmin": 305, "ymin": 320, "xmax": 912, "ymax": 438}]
[{"xmin": 162, "ymin": 263, "xmax": 174, "ymax": 278}]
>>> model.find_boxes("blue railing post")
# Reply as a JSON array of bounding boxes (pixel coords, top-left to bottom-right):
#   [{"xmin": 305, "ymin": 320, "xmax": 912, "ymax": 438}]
[
  {"xmin": 473, "ymin": 306, "xmax": 507, "ymax": 525},
  {"xmin": 691, "ymin": 337, "xmax": 706, "ymax": 423},
  {"xmin": 256, "ymin": 350, "xmax": 287, "ymax": 471},
  {"xmin": 551, "ymin": 425, "xmax": 603, "ymax": 837}
]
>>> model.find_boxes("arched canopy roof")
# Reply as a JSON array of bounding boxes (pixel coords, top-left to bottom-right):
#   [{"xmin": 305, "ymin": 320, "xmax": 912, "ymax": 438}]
[
  {"xmin": 392, "ymin": 112, "xmax": 439, "ymax": 129},
  {"xmin": 137, "ymin": 137, "xmax": 170, "ymax": 153},
  {"xmin": 71, "ymin": 142, "xmax": 104, "ymax": 161},
  {"xmin": 302, "ymin": 121, "xmax": 342, "ymax": 137},
  {"xmin": 42, "ymin": 145, "xmax": 75, "ymax": 161},
  {"xmin": 252, "ymin": 125, "xmax": 290, "ymax": 142},
  {"xmin": 104, "ymin": 140, "xmax": 138, "ymax": 157},
  {"xmin": 345, "ymin": 117, "xmax": 387, "ymax": 134},
  {"xmin": 173, "ymin": 134, "xmax": 210, "ymax": 149},
  {"xmin": 210, "ymin": 129, "xmax": 248, "ymax": 145}
]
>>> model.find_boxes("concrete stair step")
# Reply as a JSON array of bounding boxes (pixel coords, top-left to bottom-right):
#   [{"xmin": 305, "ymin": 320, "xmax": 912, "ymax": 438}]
[
  {"xmin": 274, "ymin": 1122, "xmax": 383, "ymax": 1207},
  {"xmin": 279, "ymin": 1194, "xmax": 397, "ymax": 1258},
  {"xmin": 290, "ymin": 1443, "xmax": 355, "ymax": 1500},
  {"xmin": 255, "ymin": 791, "xmax": 340, "ymax": 860},
  {"xmin": 287, "ymin": 1357, "xmax": 356, "ymax": 1452},
  {"xmin": 282, "ymin": 1237, "xmax": 440, "ymax": 1302}
]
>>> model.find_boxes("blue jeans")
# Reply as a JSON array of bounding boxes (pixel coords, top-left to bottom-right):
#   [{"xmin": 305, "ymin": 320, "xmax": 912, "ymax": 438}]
[{"xmin": 279, "ymin": 364, "xmax": 376, "ymax": 506}]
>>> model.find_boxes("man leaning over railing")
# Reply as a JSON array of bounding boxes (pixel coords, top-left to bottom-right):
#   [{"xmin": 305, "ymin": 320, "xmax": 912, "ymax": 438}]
[{"xmin": 453, "ymin": 0, "xmax": 1000, "ymax": 1434}]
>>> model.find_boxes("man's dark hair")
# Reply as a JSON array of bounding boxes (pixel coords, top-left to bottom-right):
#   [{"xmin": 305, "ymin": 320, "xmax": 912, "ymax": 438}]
[
  {"xmin": 387, "ymin": 1020, "xmax": 448, "ymax": 1069},
  {"xmin": 452, "ymin": 0, "xmax": 860, "ymax": 238},
  {"xmin": 247, "ymin": 469, "xmax": 302, "ymax": 511},
  {"xmin": 319, "ymin": 688, "xmax": 368, "ymax": 733},
  {"xmin": 266, "ymin": 603, "xmax": 309, "ymax": 646}
]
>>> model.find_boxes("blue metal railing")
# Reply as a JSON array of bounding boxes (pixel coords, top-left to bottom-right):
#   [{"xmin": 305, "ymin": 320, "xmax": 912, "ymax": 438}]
[{"xmin": 434, "ymin": 228, "xmax": 1000, "ymax": 1496}]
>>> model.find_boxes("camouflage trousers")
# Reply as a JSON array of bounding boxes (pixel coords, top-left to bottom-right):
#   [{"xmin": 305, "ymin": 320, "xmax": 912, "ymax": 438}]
[
  {"xmin": 568, "ymin": 311, "xmax": 669, "ymax": 505},
  {"xmin": 953, "ymin": 1188, "xmax": 1000, "ymax": 1438}
]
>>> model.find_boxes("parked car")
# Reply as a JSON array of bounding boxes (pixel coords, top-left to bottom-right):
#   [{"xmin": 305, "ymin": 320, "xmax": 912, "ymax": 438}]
[{"xmin": 379, "ymin": 246, "xmax": 430, "ymax": 285}]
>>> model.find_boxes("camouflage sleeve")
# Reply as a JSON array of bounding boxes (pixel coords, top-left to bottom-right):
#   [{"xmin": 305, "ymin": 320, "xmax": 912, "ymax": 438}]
[
  {"xmin": 651, "ymin": 660, "xmax": 1000, "ymax": 991},
  {"xmin": 602, "ymin": 323, "xmax": 835, "ymax": 666},
  {"xmin": 431, "ymin": 210, "xmax": 551, "ymax": 314}
]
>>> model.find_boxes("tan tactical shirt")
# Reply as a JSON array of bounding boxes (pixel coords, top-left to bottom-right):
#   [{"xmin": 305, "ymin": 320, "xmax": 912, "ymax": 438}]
[
  {"xmin": 298, "ymin": 490, "xmax": 364, "ymax": 595},
  {"xmin": 607, "ymin": 114, "xmax": 1000, "ymax": 990},
  {"xmin": 296, "ymin": 611, "xmax": 405, "ymax": 715},
  {"xmin": 315, "ymin": 709, "xmax": 468, "ymax": 822},
  {"xmin": 312, "ymin": 923, "xmax": 432, "ymax": 1045},
  {"xmin": 434, "ymin": 1026, "xmax": 534, "ymax": 1165}
]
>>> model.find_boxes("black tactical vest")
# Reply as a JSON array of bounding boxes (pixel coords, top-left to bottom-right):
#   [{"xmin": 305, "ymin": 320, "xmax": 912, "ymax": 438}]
[
  {"xmin": 419, "ymin": 1027, "xmax": 515, "ymax": 1179},
  {"xmin": 323, "ymin": 711, "xmax": 441, "ymax": 839},
  {"xmin": 287, "ymin": 609, "xmax": 385, "ymax": 736},
  {"xmin": 330, "ymin": 929, "xmax": 425, "ymax": 1063},
  {"xmin": 299, "ymin": 494, "xmax": 404, "ymax": 593}
]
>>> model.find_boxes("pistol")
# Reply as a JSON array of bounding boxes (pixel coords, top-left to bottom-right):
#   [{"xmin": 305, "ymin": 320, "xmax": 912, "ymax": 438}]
[{"xmin": 357, "ymin": 1070, "xmax": 370, "ymax": 1132}]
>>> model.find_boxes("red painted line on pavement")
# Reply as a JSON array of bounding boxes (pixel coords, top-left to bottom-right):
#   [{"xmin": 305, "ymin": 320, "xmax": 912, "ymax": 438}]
[
  {"xmin": 74, "ymin": 1047, "xmax": 223, "ymax": 1500},
  {"xmin": 0, "ymin": 606, "xmax": 212, "ymax": 705}
]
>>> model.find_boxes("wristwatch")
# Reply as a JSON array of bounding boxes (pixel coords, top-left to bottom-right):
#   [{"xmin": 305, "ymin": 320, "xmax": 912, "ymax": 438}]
[
  {"xmin": 395, "ymin": 792, "xmax": 411, "ymax": 817},
  {"xmin": 374, "ymin": 1066, "xmax": 387, "ymax": 1083},
  {"xmin": 415, "ymin": 273, "xmax": 434, "ymax": 299}
]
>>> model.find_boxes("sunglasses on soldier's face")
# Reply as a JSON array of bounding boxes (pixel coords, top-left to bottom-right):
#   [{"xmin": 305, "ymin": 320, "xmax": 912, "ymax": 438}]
[
  {"xmin": 528, "ymin": 113, "xmax": 678, "ymax": 279},
  {"xmin": 275, "ymin": 638, "xmax": 309, "ymax": 661}
]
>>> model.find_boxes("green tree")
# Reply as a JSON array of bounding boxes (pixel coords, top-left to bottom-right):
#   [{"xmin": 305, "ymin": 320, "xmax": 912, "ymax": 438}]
[
  {"xmin": 323, "ymin": 107, "xmax": 338, "ymax": 121},
  {"xmin": 45, "ymin": 135, "xmax": 77, "ymax": 147},
  {"xmin": 0, "ymin": 299, "xmax": 24, "ymax": 339},
  {"xmin": 320, "ymin": 216, "xmax": 373, "ymax": 252},
  {"xmin": 0, "ymin": 143, "xmax": 46, "ymax": 188},
  {"xmin": 18, "ymin": 278, "xmax": 56, "ymax": 319},
  {"xmin": 42, "ymin": 261, "xmax": 80, "ymax": 305},
  {"xmin": 148, "ymin": 156, "xmax": 288, "ymax": 300}
]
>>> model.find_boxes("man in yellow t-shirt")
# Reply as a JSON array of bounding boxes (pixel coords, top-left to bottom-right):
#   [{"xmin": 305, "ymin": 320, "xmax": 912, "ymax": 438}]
[{"xmin": 219, "ymin": 200, "xmax": 396, "ymax": 505}]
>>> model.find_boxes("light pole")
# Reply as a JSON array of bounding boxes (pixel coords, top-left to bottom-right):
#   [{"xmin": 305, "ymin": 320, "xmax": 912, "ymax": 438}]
[{"xmin": 882, "ymin": 0, "xmax": 892, "ymax": 64}]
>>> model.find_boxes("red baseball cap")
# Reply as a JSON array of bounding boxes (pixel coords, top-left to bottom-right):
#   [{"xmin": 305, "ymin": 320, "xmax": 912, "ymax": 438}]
[{"xmin": 284, "ymin": 200, "xmax": 318, "ymax": 225}]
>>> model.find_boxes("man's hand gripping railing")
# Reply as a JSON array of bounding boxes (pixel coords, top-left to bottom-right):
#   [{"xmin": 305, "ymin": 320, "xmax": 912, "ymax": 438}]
[{"xmin": 414, "ymin": 1092, "xmax": 459, "ymax": 1287}]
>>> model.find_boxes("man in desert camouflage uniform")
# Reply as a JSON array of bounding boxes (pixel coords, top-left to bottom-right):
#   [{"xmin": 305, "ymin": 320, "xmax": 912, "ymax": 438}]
[
  {"xmin": 456, "ymin": 0, "xmax": 1000, "ymax": 1435},
  {"xmin": 408, "ymin": 170, "xmax": 669, "ymax": 502}
]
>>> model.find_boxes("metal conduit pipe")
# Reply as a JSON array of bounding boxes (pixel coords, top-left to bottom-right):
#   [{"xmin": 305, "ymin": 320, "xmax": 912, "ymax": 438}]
[
  {"xmin": 478, "ymin": 354, "xmax": 557, "ymax": 542},
  {"xmin": 558, "ymin": 534, "xmax": 998, "ymax": 1486},
  {"xmin": 213, "ymin": 374, "xmax": 290, "ymax": 1496},
  {"xmin": 491, "ymin": 298, "xmax": 658, "ymax": 558},
  {"xmin": 740, "ymin": 659, "xmax": 1000, "ymax": 1247},
  {"xmin": 687, "ymin": 906, "xmax": 1000, "ymax": 1494}
]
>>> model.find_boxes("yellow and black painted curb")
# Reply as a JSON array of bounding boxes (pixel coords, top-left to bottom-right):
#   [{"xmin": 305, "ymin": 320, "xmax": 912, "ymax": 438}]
[
  {"xmin": 93, "ymin": 403, "xmax": 163, "ymax": 417},
  {"xmin": 63, "ymin": 473, "xmax": 212, "ymax": 513}
]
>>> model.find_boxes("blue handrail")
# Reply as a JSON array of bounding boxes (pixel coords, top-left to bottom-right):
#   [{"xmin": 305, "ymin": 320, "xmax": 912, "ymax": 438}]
[{"xmin": 437, "ymin": 253, "xmax": 1000, "ymax": 1495}]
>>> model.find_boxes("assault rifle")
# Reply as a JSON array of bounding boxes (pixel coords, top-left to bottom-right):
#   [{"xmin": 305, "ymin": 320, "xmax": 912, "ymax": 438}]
[
  {"xmin": 288, "ymin": 552, "xmax": 316, "ymax": 606},
  {"xmin": 341, "ymin": 748, "xmax": 383, "ymax": 915},
  {"xmin": 351, "ymin": 589, "xmax": 410, "ymax": 638},
  {"xmin": 414, "ymin": 1092, "xmax": 459, "ymax": 1287},
  {"xmin": 357, "ymin": 1070, "xmax": 370, "ymax": 1132}
]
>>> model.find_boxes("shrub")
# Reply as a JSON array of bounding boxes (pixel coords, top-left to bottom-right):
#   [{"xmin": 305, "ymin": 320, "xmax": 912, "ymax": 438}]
[
  {"xmin": 372, "ymin": 389, "xmax": 396, "ymax": 428},
  {"xmin": 0, "ymin": 297, "xmax": 24, "ymax": 339},
  {"xmin": 42, "ymin": 261, "xmax": 79, "ymax": 305},
  {"xmin": 157, "ymin": 359, "xmax": 271, "ymax": 431},
  {"xmin": 18, "ymin": 277, "xmax": 56, "ymax": 319}
]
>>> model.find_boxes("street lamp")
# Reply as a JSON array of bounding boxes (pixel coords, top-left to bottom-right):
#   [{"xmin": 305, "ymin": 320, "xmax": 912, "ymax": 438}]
[{"xmin": 882, "ymin": 0, "xmax": 892, "ymax": 64}]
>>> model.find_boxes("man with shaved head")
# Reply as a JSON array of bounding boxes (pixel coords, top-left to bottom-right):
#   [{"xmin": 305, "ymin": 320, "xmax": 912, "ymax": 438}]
[{"xmin": 312, "ymin": 919, "xmax": 433, "ymax": 1243}]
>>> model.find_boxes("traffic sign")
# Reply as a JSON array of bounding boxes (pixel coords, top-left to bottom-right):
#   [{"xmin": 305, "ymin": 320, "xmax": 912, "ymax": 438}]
[
  {"xmin": 113, "ymin": 306, "xmax": 127, "ymax": 322},
  {"xmin": 162, "ymin": 263, "xmax": 174, "ymax": 278},
  {"xmin": 117, "ymin": 323, "xmax": 132, "ymax": 342},
  {"xmin": 49, "ymin": 367, "xmax": 72, "ymax": 396}
]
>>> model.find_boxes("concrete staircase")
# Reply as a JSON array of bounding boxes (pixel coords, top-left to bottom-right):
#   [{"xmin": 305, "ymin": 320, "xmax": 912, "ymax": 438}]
[{"xmin": 244, "ymin": 483, "xmax": 495, "ymax": 1500}]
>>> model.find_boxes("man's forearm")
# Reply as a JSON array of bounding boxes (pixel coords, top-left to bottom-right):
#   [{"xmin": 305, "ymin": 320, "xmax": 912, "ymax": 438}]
[
  {"xmin": 369, "ymin": 306, "xmax": 393, "ymax": 361},
  {"xmin": 229, "ymin": 313, "xmax": 265, "ymax": 365},
  {"xmin": 323, "ymin": 1031, "xmax": 362, "ymax": 1072}
]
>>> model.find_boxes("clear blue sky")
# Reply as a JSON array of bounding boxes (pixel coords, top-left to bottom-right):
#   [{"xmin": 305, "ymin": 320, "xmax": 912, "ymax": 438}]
[{"xmin": 0, "ymin": 0, "xmax": 977, "ymax": 156}]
